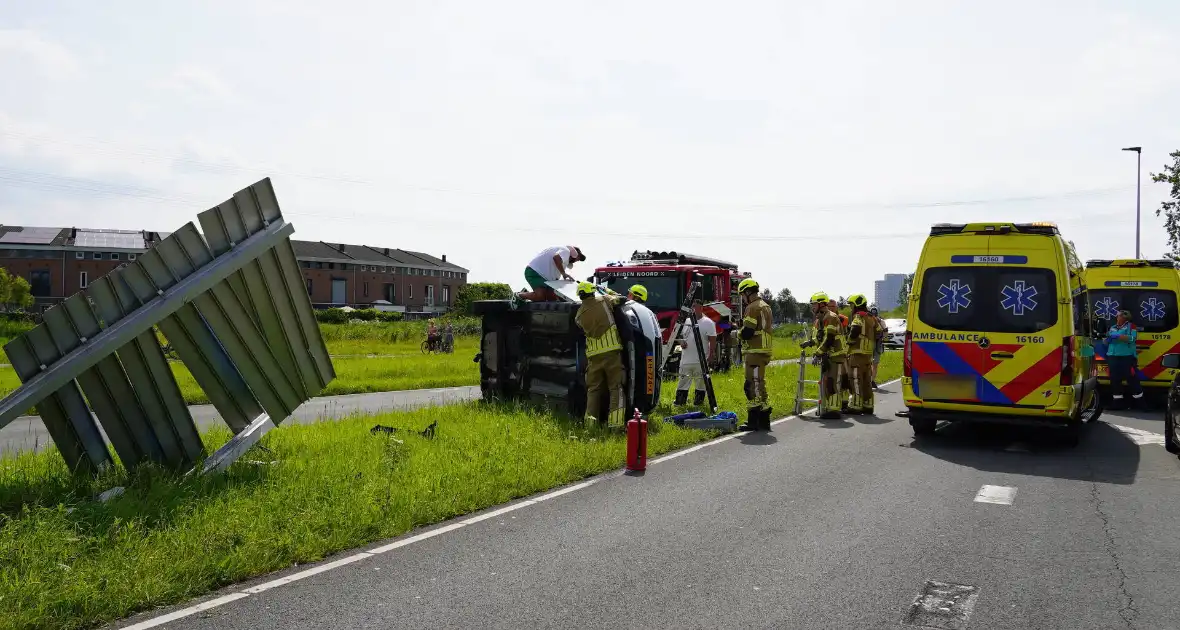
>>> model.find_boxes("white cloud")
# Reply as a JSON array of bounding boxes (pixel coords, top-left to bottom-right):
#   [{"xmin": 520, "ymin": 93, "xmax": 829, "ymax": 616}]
[
  {"xmin": 1, "ymin": 1, "xmax": 1179, "ymax": 296},
  {"xmin": 0, "ymin": 29, "xmax": 79, "ymax": 78},
  {"xmin": 159, "ymin": 64, "xmax": 237, "ymax": 104}
]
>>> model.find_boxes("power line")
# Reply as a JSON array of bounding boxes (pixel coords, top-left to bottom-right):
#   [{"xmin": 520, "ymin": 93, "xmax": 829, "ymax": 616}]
[
  {"xmin": 0, "ymin": 129, "xmax": 1136, "ymax": 212},
  {"xmin": 0, "ymin": 166, "xmax": 1134, "ymax": 243}
]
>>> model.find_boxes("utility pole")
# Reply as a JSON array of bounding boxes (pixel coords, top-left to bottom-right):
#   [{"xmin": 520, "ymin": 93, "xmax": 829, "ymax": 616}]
[{"xmin": 1123, "ymin": 146, "xmax": 1142, "ymax": 258}]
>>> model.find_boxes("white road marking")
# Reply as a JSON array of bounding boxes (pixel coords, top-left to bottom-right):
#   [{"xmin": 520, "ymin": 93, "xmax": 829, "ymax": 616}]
[
  {"xmin": 1109, "ymin": 424, "xmax": 1166, "ymax": 446},
  {"xmin": 243, "ymin": 552, "xmax": 375, "ymax": 594},
  {"xmin": 119, "ymin": 593, "xmax": 251, "ymax": 630},
  {"xmin": 460, "ymin": 501, "xmax": 537, "ymax": 525},
  {"xmin": 974, "ymin": 485, "xmax": 1018, "ymax": 505},
  {"xmin": 368, "ymin": 522, "xmax": 469, "ymax": 554},
  {"xmin": 115, "ymin": 377, "xmax": 905, "ymax": 628}
]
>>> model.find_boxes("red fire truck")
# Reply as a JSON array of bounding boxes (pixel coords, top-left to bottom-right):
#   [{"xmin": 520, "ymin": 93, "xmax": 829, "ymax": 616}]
[{"xmin": 593, "ymin": 250, "xmax": 751, "ymax": 375}]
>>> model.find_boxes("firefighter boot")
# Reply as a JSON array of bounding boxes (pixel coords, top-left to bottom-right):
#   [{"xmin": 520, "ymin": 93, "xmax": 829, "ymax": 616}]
[
  {"xmin": 759, "ymin": 405, "xmax": 773, "ymax": 431},
  {"xmin": 674, "ymin": 389, "xmax": 689, "ymax": 406},
  {"xmin": 739, "ymin": 406, "xmax": 760, "ymax": 431},
  {"xmin": 693, "ymin": 389, "xmax": 706, "ymax": 406}
]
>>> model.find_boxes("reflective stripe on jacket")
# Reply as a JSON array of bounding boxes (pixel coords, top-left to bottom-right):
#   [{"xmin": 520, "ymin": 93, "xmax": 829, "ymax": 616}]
[
  {"xmin": 848, "ymin": 310, "xmax": 878, "ymax": 354},
  {"xmin": 819, "ymin": 310, "xmax": 846, "ymax": 357},
  {"xmin": 741, "ymin": 298, "xmax": 774, "ymax": 354},
  {"xmin": 576, "ymin": 294, "xmax": 624, "ymax": 357}
]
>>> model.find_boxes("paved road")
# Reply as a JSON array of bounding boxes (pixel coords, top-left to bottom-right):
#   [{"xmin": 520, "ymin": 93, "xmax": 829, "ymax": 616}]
[
  {"xmin": 0, "ymin": 386, "xmax": 481, "ymax": 456},
  {"xmin": 114, "ymin": 385, "xmax": 1180, "ymax": 630}
]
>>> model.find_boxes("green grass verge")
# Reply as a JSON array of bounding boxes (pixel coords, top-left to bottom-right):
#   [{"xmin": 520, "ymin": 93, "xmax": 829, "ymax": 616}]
[
  {"xmin": 0, "ymin": 354, "xmax": 901, "ymax": 630},
  {"xmin": 167, "ymin": 337, "xmax": 481, "ymax": 405},
  {"xmin": 0, "ymin": 335, "xmax": 482, "ymax": 407}
]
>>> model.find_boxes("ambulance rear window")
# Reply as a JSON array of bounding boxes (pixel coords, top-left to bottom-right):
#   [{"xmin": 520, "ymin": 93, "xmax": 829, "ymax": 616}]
[
  {"xmin": 918, "ymin": 266, "xmax": 1058, "ymax": 333},
  {"xmin": 1090, "ymin": 289, "xmax": 1178, "ymax": 334}
]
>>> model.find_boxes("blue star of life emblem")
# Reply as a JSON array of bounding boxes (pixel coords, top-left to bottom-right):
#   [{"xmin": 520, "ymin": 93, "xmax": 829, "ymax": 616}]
[
  {"xmin": 1141, "ymin": 297, "xmax": 1167, "ymax": 322},
  {"xmin": 936, "ymin": 279, "xmax": 972, "ymax": 314},
  {"xmin": 1094, "ymin": 296, "xmax": 1120, "ymax": 320},
  {"xmin": 1001, "ymin": 280, "xmax": 1038, "ymax": 316}
]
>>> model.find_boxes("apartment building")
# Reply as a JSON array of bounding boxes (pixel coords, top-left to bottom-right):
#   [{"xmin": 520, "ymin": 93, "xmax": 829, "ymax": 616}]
[{"xmin": 873, "ymin": 273, "xmax": 908, "ymax": 311}]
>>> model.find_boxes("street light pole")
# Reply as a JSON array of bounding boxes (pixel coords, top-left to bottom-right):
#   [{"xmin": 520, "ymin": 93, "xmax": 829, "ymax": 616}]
[{"xmin": 1123, "ymin": 146, "xmax": 1142, "ymax": 258}]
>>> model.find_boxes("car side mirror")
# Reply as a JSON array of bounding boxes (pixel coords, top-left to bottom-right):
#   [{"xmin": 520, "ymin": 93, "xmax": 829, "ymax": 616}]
[{"xmin": 1162, "ymin": 354, "xmax": 1180, "ymax": 370}]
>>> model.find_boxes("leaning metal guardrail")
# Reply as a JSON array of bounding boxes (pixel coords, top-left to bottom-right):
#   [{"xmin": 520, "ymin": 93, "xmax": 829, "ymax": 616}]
[{"xmin": 0, "ymin": 178, "xmax": 335, "ymax": 475}]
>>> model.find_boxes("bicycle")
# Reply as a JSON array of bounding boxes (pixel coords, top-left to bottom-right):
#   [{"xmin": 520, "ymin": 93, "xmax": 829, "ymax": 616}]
[{"xmin": 421, "ymin": 336, "xmax": 455, "ymax": 354}]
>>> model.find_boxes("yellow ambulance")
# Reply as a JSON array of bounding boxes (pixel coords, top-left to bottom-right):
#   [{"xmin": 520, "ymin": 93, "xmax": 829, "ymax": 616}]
[
  {"xmin": 1083, "ymin": 259, "xmax": 1180, "ymax": 400},
  {"xmin": 902, "ymin": 222, "xmax": 1100, "ymax": 441}
]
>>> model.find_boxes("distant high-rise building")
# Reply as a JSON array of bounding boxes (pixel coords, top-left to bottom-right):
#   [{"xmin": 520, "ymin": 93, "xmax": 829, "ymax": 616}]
[{"xmin": 874, "ymin": 273, "xmax": 908, "ymax": 311}]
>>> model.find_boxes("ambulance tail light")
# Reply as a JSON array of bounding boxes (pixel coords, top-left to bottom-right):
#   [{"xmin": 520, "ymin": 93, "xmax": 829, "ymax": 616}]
[
  {"xmin": 1060, "ymin": 336, "xmax": 1074, "ymax": 385},
  {"xmin": 904, "ymin": 331, "xmax": 913, "ymax": 377}
]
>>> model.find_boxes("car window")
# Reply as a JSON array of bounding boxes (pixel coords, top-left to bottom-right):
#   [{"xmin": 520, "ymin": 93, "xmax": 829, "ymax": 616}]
[
  {"xmin": 918, "ymin": 266, "xmax": 1058, "ymax": 333},
  {"xmin": 1090, "ymin": 289, "xmax": 1178, "ymax": 335}
]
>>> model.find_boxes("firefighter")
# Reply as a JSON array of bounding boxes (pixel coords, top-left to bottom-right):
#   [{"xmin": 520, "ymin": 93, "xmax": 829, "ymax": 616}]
[
  {"xmin": 574, "ymin": 281, "xmax": 628, "ymax": 427},
  {"xmin": 737, "ymin": 278, "xmax": 773, "ymax": 431},
  {"xmin": 628, "ymin": 284, "xmax": 648, "ymax": 304},
  {"xmin": 829, "ymin": 298, "xmax": 851, "ymax": 411},
  {"xmin": 845, "ymin": 294, "xmax": 878, "ymax": 414},
  {"xmin": 801, "ymin": 292, "xmax": 846, "ymax": 420}
]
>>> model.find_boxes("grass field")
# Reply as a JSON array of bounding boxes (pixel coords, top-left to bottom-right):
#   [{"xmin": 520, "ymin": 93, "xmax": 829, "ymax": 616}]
[
  {"xmin": 2, "ymin": 318, "xmax": 806, "ymax": 404},
  {"xmin": 0, "ymin": 354, "xmax": 903, "ymax": 630},
  {"xmin": 0, "ymin": 321, "xmax": 482, "ymax": 404}
]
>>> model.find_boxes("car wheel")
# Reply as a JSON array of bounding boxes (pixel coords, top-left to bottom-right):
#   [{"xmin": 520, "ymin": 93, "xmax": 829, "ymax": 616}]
[
  {"xmin": 1165, "ymin": 390, "xmax": 1180, "ymax": 455},
  {"xmin": 1077, "ymin": 387, "xmax": 1103, "ymax": 424},
  {"xmin": 910, "ymin": 416, "xmax": 937, "ymax": 436}
]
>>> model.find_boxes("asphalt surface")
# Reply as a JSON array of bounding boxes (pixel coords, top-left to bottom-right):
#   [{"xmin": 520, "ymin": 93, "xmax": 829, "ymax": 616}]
[
  {"xmin": 0, "ymin": 386, "xmax": 481, "ymax": 455},
  {"xmin": 112, "ymin": 384, "xmax": 1180, "ymax": 630}
]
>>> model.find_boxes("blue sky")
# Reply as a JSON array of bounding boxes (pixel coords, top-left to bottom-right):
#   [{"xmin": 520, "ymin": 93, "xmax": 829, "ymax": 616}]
[{"xmin": 2, "ymin": 0, "xmax": 1178, "ymax": 300}]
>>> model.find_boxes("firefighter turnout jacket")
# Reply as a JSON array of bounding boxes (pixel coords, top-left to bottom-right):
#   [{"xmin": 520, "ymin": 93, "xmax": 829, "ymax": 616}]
[
  {"xmin": 818, "ymin": 309, "xmax": 846, "ymax": 360},
  {"xmin": 575, "ymin": 293, "xmax": 624, "ymax": 357},
  {"xmin": 740, "ymin": 296, "xmax": 774, "ymax": 355},
  {"xmin": 847, "ymin": 309, "xmax": 879, "ymax": 355}
]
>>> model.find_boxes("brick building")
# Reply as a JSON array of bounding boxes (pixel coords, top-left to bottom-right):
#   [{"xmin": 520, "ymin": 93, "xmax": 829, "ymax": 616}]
[
  {"xmin": 0, "ymin": 226, "xmax": 168, "ymax": 310},
  {"xmin": 292, "ymin": 240, "xmax": 468, "ymax": 314},
  {"xmin": 0, "ymin": 224, "xmax": 469, "ymax": 316}
]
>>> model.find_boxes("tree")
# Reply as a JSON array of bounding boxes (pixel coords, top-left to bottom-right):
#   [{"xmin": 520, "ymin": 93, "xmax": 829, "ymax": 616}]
[
  {"xmin": 1065, "ymin": 240, "xmax": 1083, "ymax": 270},
  {"xmin": 896, "ymin": 273, "xmax": 915, "ymax": 308},
  {"xmin": 774, "ymin": 287, "xmax": 798, "ymax": 321},
  {"xmin": 451, "ymin": 282, "xmax": 512, "ymax": 316},
  {"xmin": 759, "ymin": 288, "xmax": 774, "ymax": 308},
  {"xmin": 1152, "ymin": 150, "xmax": 1180, "ymax": 259},
  {"xmin": 0, "ymin": 268, "xmax": 33, "ymax": 310}
]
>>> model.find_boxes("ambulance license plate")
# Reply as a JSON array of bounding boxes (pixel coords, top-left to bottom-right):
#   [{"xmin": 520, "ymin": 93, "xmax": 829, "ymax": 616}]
[
  {"xmin": 1097, "ymin": 364, "xmax": 1109, "ymax": 377},
  {"xmin": 919, "ymin": 374, "xmax": 977, "ymax": 400}
]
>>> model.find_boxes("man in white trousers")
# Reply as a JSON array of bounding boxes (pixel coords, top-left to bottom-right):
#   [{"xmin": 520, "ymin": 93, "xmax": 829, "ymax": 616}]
[{"xmin": 674, "ymin": 300, "xmax": 717, "ymax": 406}]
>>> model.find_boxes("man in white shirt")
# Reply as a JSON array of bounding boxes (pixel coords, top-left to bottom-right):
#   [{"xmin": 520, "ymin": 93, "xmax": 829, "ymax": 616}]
[
  {"xmin": 674, "ymin": 300, "xmax": 717, "ymax": 406},
  {"xmin": 517, "ymin": 245, "xmax": 585, "ymax": 302}
]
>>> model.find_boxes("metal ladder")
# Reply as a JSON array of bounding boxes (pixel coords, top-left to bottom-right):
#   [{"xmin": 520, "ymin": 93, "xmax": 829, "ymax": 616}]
[{"xmin": 792, "ymin": 350, "xmax": 826, "ymax": 416}]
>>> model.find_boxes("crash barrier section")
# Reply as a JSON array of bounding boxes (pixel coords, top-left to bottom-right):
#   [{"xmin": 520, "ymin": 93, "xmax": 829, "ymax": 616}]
[
  {"xmin": 793, "ymin": 351, "xmax": 822, "ymax": 416},
  {"xmin": 474, "ymin": 298, "xmax": 661, "ymax": 419},
  {"xmin": 0, "ymin": 178, "xmax": 335, "ymax": 475}
]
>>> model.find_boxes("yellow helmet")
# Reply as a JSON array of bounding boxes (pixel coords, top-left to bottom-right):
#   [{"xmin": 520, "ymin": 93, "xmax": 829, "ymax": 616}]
[
  {"xmin": 628, "ymin": 284, "xmax": 648, "ymax": 301},
  {"xmin": 849, "ymin": 293, "xmax": 868, "ymax": 309},
  {"xmin": 738, "ymin": 278, "xmax": 759, "ymax": 294},
  {"xmin": 576, "ymin": 281, "xmax": 596, "ymax": 296},
  {"xmin": 809, "ymin": 291, "xmax": 829, "ymax": 305}
]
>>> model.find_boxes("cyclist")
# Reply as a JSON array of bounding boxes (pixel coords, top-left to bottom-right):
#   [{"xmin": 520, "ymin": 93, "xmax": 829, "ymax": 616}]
[
  {"xmin": 426, "ymin": 319, "xmax": 441, "ymax": 352},
  {"xmin": 443, "ymin": 321, "xmax": 455, "ymax": 353}
]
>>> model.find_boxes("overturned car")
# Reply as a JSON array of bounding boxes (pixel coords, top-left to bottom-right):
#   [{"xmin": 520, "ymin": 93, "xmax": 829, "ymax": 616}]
[{"xmin": 473, "ymin": 282, "xmax": 662, "ymax": 420}]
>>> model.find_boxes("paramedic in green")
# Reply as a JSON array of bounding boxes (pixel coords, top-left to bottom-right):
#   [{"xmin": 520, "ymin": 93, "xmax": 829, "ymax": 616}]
[{"xmin": 1105, "ymin": 309, "xmax": 1143, "ymax": 409}]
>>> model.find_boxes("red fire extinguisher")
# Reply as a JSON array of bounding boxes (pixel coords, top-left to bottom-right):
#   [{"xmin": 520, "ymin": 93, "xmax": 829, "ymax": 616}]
[{"xmin": 626, "ymin": 408, "xmax": 647, "ymax": 472}]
